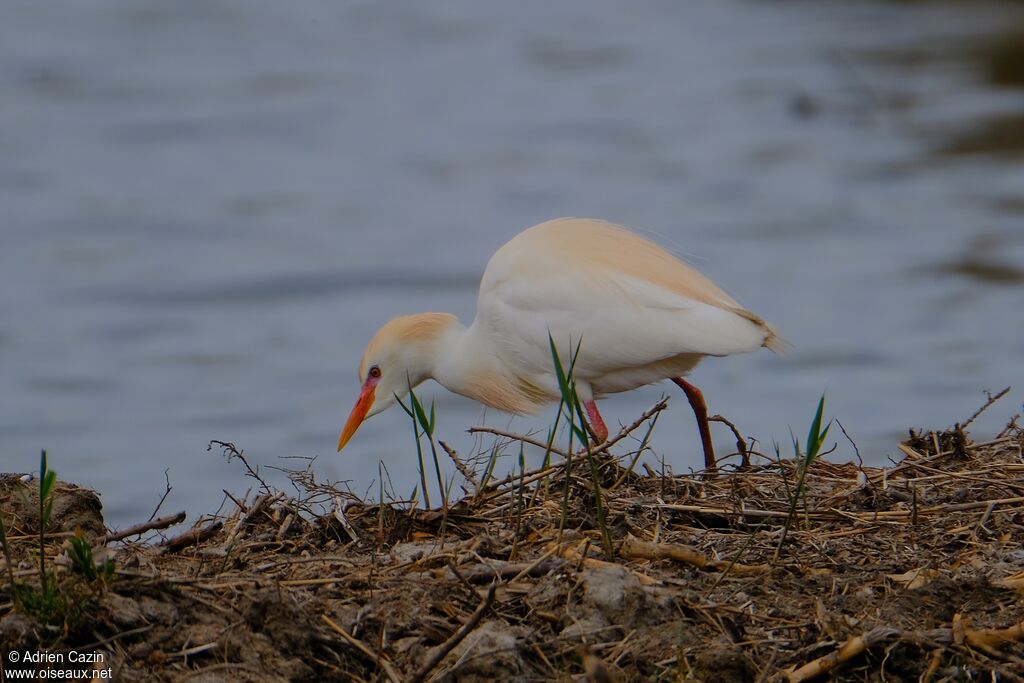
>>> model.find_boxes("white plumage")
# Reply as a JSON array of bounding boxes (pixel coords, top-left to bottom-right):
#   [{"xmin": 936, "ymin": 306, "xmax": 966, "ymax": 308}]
[{"xmin": 338, "ymin": 217, "xmax": 780, "ymax": 469}]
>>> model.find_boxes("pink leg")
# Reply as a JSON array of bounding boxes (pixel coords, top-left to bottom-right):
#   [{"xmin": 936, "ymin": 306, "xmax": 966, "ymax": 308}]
[
  {"xmin": 582, "ymin": 400, "xmax": 609, "ymax": 445},
  {"xmin": 671, "ymin": 377, "xmax": 716, "ymax": 471}
]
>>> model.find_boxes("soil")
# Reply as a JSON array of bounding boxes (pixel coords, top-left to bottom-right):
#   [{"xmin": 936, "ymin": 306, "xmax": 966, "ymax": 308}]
[{"xmin": 2, "ymin": 404, "xmax": 1024, "ymax": 682}]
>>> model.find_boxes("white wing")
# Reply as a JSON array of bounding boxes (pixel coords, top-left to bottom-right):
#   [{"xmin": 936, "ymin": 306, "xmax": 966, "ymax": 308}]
[
  {"xmin": 476, "ymin": 267, "xmax": 767, "ymax": 384},
  {"xmin": 471, "ymin": 218, "xmax": 776, "ymax": 395}
]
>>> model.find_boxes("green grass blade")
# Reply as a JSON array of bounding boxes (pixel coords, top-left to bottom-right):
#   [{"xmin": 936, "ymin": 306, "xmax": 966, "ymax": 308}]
[
  {"xmin": 565, "ymin": 338, "xmax": 591, "ymax": 432},
  {"xmin": 549, "ymin": 334, "xmax": 592, "ymax": 444},
  {"xmin": 548, "ymin": 334, "xmax": 573, "ymax": 403},
  {"xmin": 411, "ymin": 391, "xmax": 432, "ymax": 437},
  {"xmin": 805, "ymin": 394, "xmax": 829, "ymax": 460},
  {"xmin": 511, "ymin": 444, "xmax": 526, "ymax": 560},
  {"xmin": 404, "ymin": 386, "xmax": 445, "ymax": 510},
  {"xmin": 409, "ymin": 389, "xmax": 445, "ymax": 510},
  {"xmin": 396, "ymin": 395, "xmax": 415, "ymax": 419},
  {"xmin": 398, "ymin": 393, "xmax": 431, "ymax": 510},
  {"xmin": 568, "ymin": 422, "xmax": 588, "ymax": 444},
  {"xmin": 479, "ymin": 442, "xmax": 500, "ymax": 495},
  {"xmin": 39, "ymin": 449, "xmax": 55, "ymax": 583},
  {"xmin": 776, "ymin": 393, "xmax": 831, "ymax": 561}
]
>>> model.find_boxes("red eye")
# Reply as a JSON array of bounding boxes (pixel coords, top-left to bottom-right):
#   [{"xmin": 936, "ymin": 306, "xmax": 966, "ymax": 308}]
[{"xmin": 368, "ymin": 366, "xmax": 381, "ymax": 379}]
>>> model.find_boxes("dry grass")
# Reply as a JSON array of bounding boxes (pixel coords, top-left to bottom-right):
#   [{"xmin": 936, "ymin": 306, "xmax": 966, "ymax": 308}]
[{"xmin": 2, "ymin": 396, "xmax": 1024, "ymax": 682}]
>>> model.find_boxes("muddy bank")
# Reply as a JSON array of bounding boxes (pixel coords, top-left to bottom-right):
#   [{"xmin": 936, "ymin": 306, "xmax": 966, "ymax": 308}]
[{"xmin": 2, "ymin": 404, "xmax": 1024, "ymax": 682}]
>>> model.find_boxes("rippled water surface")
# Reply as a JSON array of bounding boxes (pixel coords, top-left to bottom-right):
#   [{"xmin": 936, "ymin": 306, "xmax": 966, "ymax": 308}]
[{"xmin": 2, "ymin": 1, "xmax": 1023, "ymax": 526}]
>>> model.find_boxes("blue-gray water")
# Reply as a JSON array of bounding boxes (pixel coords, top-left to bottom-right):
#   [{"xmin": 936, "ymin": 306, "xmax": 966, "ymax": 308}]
[{"xmin": 2, "ymin": 1, "xmax": 1022, "ymax": 528}]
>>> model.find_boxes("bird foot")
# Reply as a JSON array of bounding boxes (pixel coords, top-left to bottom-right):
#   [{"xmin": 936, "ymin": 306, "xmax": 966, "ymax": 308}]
[
  {"xmin": 583, "ymin": 400, "xmax": 609, "ymax": 446},
  {"xmin": 671, "ymin": 377, "xmax": 717, "ymax": 471}
]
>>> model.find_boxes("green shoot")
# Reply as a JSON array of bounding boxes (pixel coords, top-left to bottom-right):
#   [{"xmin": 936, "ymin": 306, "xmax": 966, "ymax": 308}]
[
  {"xmin": 775, "ymin": 394, "xmax": 831, "ymax": 560},
  {"xmin": 548, "ymin": 335, "xmax": 614, "ymax": 558},
  {"xmin": 416, "ymin": 393, "xmax": 446, "ymax": 511},
  {"xmin": 805, "ymin": 393, "xmax": 831, "ymax": 461},
  {"xmin": 399, "ymin": 384, "xmax": 447, "ymax": 510},
  {"xmin": 397, "ymin": 388, "xmax": 431, "ymax": 510},
  {"xmin": 548, "ymin": 335, "xmax": 589, "ymax": 445},
  {"xmin": 511, "ymin": 445, "xmax": 526, "ymax": 561},
  {"xmin": 3, "ymin": 451, "xmax": 101, "ymax": 636},
  {"xmin": 444, "ymin": 473, "xmax": 456, "ymax": 503},
  {"xmin": 549, "ymin": 335, "xmax": 581, "ymax": 541},
  {"xmin": 477, "ymin": 442, "xmax": 501, "ymax": 498},
  {"xmin": 67, "ymin": 530, "xmax": 114, "ymax": 583},
  {"xmin": 39, "ymin": 449, "xmax": 57, "ymax": 584}
]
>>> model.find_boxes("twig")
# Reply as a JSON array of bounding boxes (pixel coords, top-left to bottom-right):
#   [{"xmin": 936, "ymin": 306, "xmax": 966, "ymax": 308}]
[
  {"xmin": 469, "ymin": 399, "xmax": 672, "ymax": 504},
  {"xmin": 608, "ymin": 398, "xmax": 670, "ymax": 448},
  {"xmin": 785, "ymin": 627, "xmax": 900, "ymax": 681},
  {"xmin": 589, "ymin": 397, "xmax": 670, "ymax": 458},
  {"xmin": 556, "ymin": 542, "xmax": 659, "ymax": 586},
  {"xmin": 439, "ymin": 440, "xmax": 480, "ymax": 490},
  {"xmin": 168, "ymin": 642, "xmax": 218, "ymax": 658},
  {"xmin": 332, "ymin": 495, "xmax": 359, "ymax": 543},
  {"xmin": 479, "ymin": 460, "xmax": 566, "ymax": 497},
  {"xmin": 998, "ymin": 413, "xmax": 1021, "ymax": 439},
  {"xmin": 709, "ymin": 414, "xmax": 749, "ymax": 467},
  {"xmin": 870, "ymin": 438, "xmax": 1015, "ymax": 483},
  {"xmin": 104, "ymin": 511, "xmax": 186, "ymax": 543},
  {"xmin": 962, "ymin": 386, "xmax": 1011, "ymax": 429},
  {"xmin": 618, "ymin": 535, "xmax": 767, "ymax": 575},
  {"xmin": 407, "ymin": 582, "xmax": 497, "ymax": 683},
  {"xmin": 223, "ymin": 489, "xmax": 248, "ymax": 513},
  {"xmin": 466, "ymin": 426, "xmax": 570, "ymax": 459},
  {"xmin": 208, "ymin": 440, "xmax": 270, "ymax": 493},
  {"xmin": 656, "ymin": 494, "xmax": 1024, "ymax": 524},
  {"xmin": 321, "ymin": 614, "xmax": 402, "ymax": 683},
  {"xmin": 159, "ymin": 521, "xmax": 223, "ymax": 553},
  {"xmin": 508, "ymin": 545, "xmax": 561, "ymax": 584},
  {"xmin": 147, "ymin": 469, "xmax": 173, "ymax": 522},
  {"xmin": 835, "ymin": 419, "xmax": 863, "ymax": 469},
  {"xmin": 78, "ymin": 624, "xmax": 155, "ymax": 651},
  {"xmin": 224, "ymin": 492, "xmax": 277, "ymax": 545},
  {"xmin": 964, "ymin": 617, "xmax": 1024, "ymax": 650},
  {"xmin": 435, "ymin": 558, "xmax": 564, "ymax": 584},
  {"xmin": 610, "ymin": 409, "xmax": 661, "ymax": 491},
  {"xmin": 785, "ymin": 617, "xmax": 1024, "ymax": 681},
  {"xmin": 469, "ymin": 398, "xmax": 670, "ymax": 462}
]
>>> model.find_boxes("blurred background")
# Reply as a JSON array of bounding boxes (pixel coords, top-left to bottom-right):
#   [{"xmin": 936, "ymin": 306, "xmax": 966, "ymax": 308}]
[{"xmin": 2, "ymin": 0, "xmax": 1023, "ymax": 528}]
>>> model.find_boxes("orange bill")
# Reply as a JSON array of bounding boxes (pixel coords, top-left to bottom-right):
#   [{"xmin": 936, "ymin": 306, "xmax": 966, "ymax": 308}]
[{"xmin": 337, "ymin": 383, "xmax": 376, "ymax": 452}]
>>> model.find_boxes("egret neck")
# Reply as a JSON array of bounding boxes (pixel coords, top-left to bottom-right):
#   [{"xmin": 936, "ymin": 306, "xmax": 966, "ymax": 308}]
[{"xmin": 431, "ymin": 317, "xmax": 546, "ymax": 415}]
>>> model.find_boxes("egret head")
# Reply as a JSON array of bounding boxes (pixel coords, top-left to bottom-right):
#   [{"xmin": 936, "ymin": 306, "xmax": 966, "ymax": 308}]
[{"xmin": 337, "ymin": 313, "xmax": 456, "ymax": 451}]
